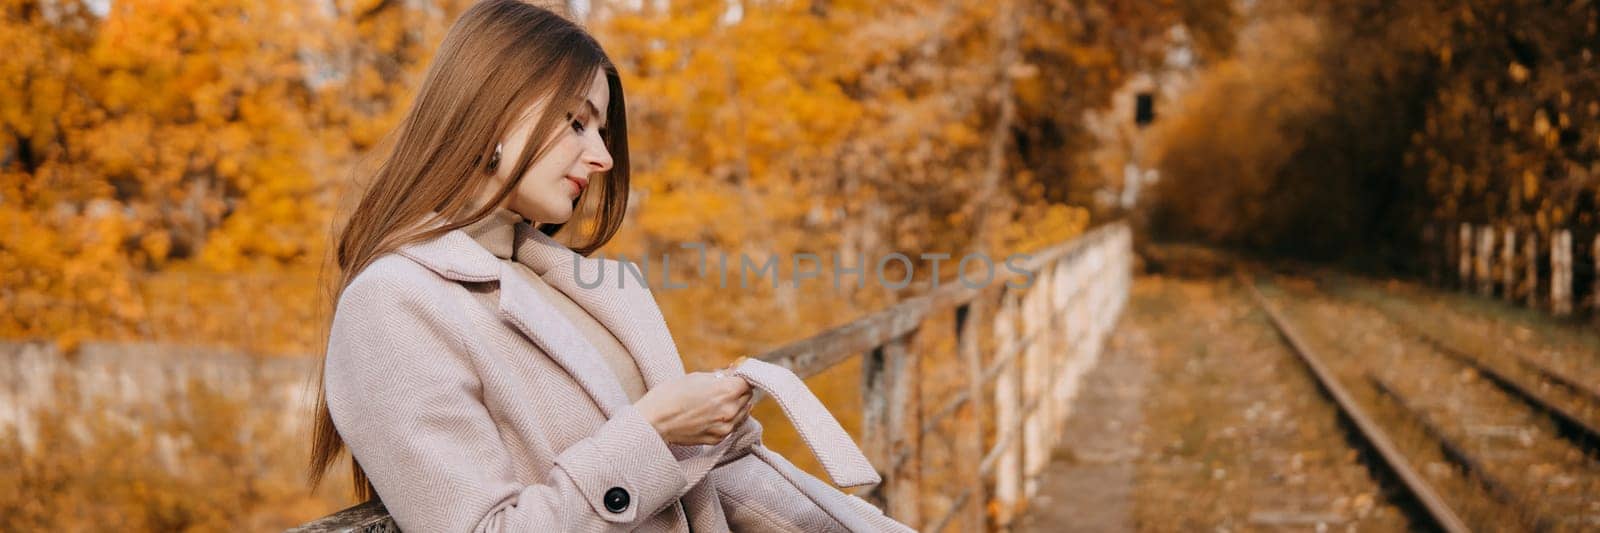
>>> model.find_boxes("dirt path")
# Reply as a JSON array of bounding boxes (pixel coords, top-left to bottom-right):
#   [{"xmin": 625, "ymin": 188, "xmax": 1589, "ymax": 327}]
[
  {"xmin": 1019, "ymin": 276, "xmax": 1412, "ymax": 531},
  {"xmin": 1014, "ymin": 318, "xmax": 1151, "ymax": 533}
]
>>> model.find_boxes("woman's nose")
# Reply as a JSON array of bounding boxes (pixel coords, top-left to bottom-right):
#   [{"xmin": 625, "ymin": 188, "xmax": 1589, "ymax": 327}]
[{"xmin": 583, "ymin": 139, "xmax": 613, "ymax": 173}]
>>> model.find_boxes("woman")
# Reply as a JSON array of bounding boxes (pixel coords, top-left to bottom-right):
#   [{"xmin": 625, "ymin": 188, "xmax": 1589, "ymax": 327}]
[{"xmin": 306, "ymin": 1, "xmax": 914, "ymax": 531}]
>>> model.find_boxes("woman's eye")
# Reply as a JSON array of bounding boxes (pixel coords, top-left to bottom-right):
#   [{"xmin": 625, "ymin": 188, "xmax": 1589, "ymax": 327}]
[{"xmin": 566, "ymin": 112, "xmax": 585, "ymax": 134}]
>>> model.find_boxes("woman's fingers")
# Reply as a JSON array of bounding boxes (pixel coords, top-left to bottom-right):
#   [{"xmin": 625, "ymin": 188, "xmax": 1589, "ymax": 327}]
[
  {"xmin": 666, "ymin": 366, "xmax": 756, "ymax": 445},
  {"xmin": 722, "ymin": 374, "xmax": 751, "ymax": 397},
  {"xmin": 731, "ymin": 394, "xmax": 755, "ymax": 426},
  {"xmin": 719, "ymin": 393, "xmax": 748, "ymax": 422},
  {"xmin": 705, "ymin": 393, "xmax": 753, "ymax": 441},
  {"xmin": 703, "ymin": 421, "xmax": 733, "ymax": 442}
]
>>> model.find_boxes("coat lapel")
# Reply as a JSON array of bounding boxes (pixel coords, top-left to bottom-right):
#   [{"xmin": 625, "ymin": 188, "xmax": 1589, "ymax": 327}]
[
  {"xmin": 394, "ymin": 214, "xmax": 687, "ymax": 418},
  {"xmin": 494, "ymin": 261, "xmax": 633, "ymax": 417},
  {"xmin": 510, "ymin": 223, "xmax": 688, "ymax": 390}
]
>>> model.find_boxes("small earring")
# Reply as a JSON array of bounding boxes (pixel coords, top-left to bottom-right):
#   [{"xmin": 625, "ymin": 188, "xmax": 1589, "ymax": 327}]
[{"xmin": 487, "ymin": 143, "xmax": 503, "ymax": 170}]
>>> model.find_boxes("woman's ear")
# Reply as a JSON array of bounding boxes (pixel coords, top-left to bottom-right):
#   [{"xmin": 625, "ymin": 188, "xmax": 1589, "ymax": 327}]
[{"xmin": 487, "ymin": 142, "xmax": 504, "ymax": 171}]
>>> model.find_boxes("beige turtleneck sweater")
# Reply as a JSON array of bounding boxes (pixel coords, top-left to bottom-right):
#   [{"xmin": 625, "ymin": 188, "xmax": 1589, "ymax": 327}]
[{"xmin": 460, "ymin": 208, "xmax": 648, "ymax": 402}]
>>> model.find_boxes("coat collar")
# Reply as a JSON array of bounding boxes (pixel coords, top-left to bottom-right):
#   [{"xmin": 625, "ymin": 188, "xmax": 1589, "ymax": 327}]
[{"xmin": 394, "ymin": 212, "xmax": 688, "ymax": 418}]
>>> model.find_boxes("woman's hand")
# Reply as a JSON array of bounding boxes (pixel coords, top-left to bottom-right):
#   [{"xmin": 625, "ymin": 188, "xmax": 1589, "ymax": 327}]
[{"xmin": 635, "ymin": 367, "xmax": 755, "ymax": 446}]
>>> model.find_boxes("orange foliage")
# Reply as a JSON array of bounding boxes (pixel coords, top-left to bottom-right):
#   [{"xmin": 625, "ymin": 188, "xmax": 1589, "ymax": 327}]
[{"xmin": 1147, "ymin": 0, "xmax": 1600, "ymax": 264}]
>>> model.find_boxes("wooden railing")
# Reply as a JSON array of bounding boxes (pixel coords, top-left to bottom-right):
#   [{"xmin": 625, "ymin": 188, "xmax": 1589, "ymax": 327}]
[{"xmin": 290, "ymin": 222, "xmax": 1133, "ymax": 532}]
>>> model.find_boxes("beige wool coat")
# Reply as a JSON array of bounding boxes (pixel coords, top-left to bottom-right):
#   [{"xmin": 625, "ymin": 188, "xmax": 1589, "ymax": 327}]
[{"xmin": 322, "ymin": 215, "xmax": 917, "ymax": 532}]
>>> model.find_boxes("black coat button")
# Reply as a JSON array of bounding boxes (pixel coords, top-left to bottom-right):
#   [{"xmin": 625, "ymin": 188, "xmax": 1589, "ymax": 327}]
[{"xmin": 602, "ymin": 487, "xmax": 630, "ymax": 513}]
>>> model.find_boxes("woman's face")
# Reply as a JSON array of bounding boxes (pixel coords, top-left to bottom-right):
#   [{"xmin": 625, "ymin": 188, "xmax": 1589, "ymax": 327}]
[{"xmin": 483, "ymin": 68, "xmax": 613, "ymax": 225}]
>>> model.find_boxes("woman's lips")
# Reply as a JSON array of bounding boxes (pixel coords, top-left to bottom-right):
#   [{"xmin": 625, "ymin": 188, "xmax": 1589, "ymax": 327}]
[{"xmin": 565, "ymin": 175, "xmax": 588, "ymax": 195}]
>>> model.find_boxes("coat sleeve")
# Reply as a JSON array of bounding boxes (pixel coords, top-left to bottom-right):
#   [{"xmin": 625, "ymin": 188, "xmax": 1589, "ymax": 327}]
[{"xmin": 323, "ymin": 259, "xmax": 689, "ymax": 533}]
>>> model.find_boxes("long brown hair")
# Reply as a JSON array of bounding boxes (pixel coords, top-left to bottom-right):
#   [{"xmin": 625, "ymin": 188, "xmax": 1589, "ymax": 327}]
[{"xmin": 308, "ymin": 0, "xmax": 631, "ymax": 500}]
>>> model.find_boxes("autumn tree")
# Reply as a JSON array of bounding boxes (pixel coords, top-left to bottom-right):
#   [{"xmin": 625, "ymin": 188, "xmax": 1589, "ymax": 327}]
[{"xmin": 1146, "ymin": 0, "xmax": 1598, "ymax": 272}]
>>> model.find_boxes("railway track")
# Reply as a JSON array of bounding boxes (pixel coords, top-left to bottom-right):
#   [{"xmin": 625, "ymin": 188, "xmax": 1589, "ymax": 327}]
[
  {"xmin": 1242, "ymin": 276, "xmax": 1471, "ymax": 532},
  {"xmin": 1361, "ymin": 302, "xmax": 1600, "ymax": 458},
  {"xmin": 1246, "ymin": 274, "xmax": 1600, "ymax": 532},
  {"xmin": 1128, "ymin": 278, "xmax": 1412, "ymax": 530}
]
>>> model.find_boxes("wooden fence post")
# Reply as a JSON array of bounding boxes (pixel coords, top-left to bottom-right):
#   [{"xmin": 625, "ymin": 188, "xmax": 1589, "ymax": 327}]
[
  {"xmin": 1049, "ymin": 259, "xmax": 1073, "ymax": 452},
  {"xmin": 861, "ymin": 341, "xmax": 891, "ymax": 511},
  {"xmin": 1524, "ymin": 231, "xmax": 1539, "ymax": 308},
  {"xmin": 992, "ymin": 291, "xmax": 1023, "ymax": 527},
  {"xmin": 1501, "ymin": 227, "xmax": 1517, "ymax": 301},
  {"xmin": 1476, "ymin": 224, "xmax": 1495, "ymax": 296},
  {"xmin": 1553, "ymin": 229, "xmax": 1572, "ymax": 316},
  {"xmin": 861, "ymin": 331, "xmax": 922, "ymax": 526},
  {"xmin": 1022, "ymin": 264, "xmax": 1049, "ymax": 500},
  {"xmin": 1436, "ymin": 222, "xmax": 1449, "ymax": 286},
  {"xmin": 1458, "ymin": 222, "xmax": 1473, "ymax": 289},
  {"xmin": 1052, "ymin": 258, "xmax": 1078, "ymax": 436},
  {"xmin": 955, "ymin": 300, "xmax": 988, "ymax": 532}
]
